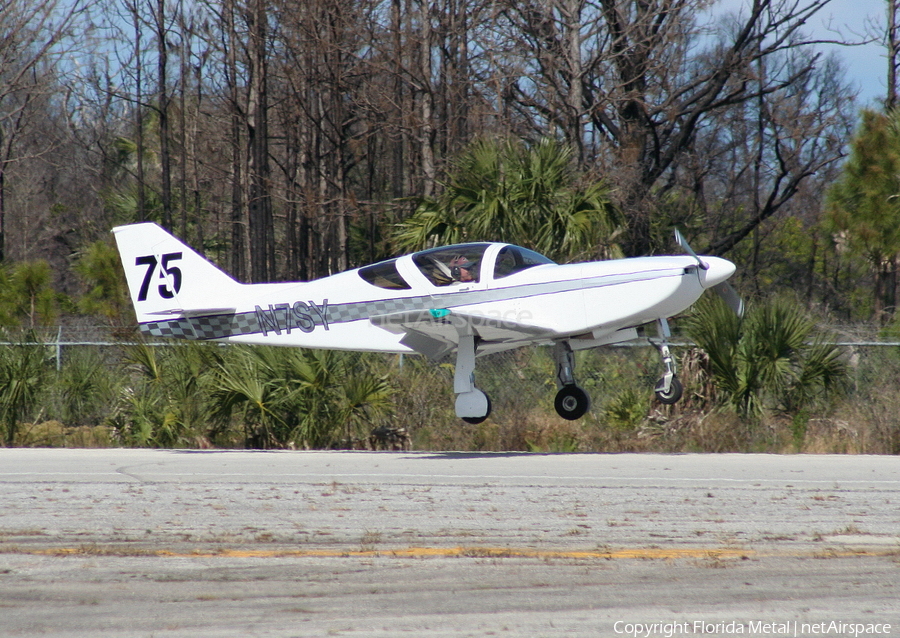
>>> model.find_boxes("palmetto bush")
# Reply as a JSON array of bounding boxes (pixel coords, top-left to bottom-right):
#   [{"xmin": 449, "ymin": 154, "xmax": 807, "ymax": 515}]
[
  {"xmin": 684, "ymin": 296, "xmax": 848, "ymax": 420},
  {"xmin": 212, "ymin": 346, "xmax": 393, "ymax": 449},
  {"xmin": 52, "ymin": 347, "xmax": 120, "ymax": 428},
  {"xmin": 107, "ymin": 343, "xmax": 394, "ymax": 449},
  {"xmin": 0, "ymin": 333, "xmax": 54, "ymax": 446},
  {"xmin": 109, "ymin": 342, "xmax": 219, "ymax": 447}
]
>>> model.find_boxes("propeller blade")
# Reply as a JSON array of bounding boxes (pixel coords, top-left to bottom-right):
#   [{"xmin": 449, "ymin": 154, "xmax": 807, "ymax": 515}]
[
  {"xmin": 673, "ymin": 228, "xmax": 742, "ymax": 314},
  {"xmin": 673, "ymin": 228, "xmax": 708, "ymax": 270},
  {"xmin": 712, "ymin": 282, "xmax": 745, "ymax": 317}
]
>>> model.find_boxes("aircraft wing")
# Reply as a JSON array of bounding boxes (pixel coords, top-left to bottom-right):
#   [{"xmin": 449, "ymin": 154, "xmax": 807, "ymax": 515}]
[{"xmin": 370, "ymin": 309, "xmax": 555, "ymax": 360}]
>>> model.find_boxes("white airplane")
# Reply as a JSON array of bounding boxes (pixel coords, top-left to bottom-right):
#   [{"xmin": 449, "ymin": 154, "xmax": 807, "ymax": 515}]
[{"xmin": 113, "ymin": 223, "xmax": 739, "ymax": 423}]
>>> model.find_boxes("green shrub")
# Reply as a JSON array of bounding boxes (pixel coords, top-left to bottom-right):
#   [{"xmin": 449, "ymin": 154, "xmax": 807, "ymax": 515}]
[{"xmin": 684, "ymin": 296, "xmax": 848, "ymax": 419}]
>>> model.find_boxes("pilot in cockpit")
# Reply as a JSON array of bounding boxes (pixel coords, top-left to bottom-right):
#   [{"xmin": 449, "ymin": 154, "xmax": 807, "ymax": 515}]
[{"xmin": 449, "ymin": 256, "xmax": 477, "ymax": 282}]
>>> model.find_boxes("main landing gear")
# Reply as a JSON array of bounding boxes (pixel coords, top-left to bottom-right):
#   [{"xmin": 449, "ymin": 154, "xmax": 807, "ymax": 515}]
[
  {"xmin": 453, "ymin": 331, "xmax": 492, "ymax": 424},
  {"xmin": 550, "ymin": 321, "xmax": 685, "ymax": 420},
  {"xmin": 452, "ymin": 334, "xmax": 593, "ymax": 423},
  {"xmin": 553, "ymin": 341, "xmax": 591, "ymax": 420},
  {"xmin": 453, "ymin": 321, "xmax": 685, "ymax": 424},
  {"xmin": 653, "ymin": 317, "xmax": 683, "ymax": 405}
]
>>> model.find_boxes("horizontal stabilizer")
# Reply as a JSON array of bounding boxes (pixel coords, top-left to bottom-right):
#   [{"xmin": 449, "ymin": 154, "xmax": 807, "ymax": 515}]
[{"xmin": 146, "ymin": 307, "xmax": 237, "ymax": 317}]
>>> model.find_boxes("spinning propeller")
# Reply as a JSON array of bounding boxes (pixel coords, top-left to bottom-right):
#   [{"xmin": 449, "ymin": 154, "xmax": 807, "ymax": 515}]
[{"xmin": 674, "ymin": 228, "xmax": 744, "ymax": 317}]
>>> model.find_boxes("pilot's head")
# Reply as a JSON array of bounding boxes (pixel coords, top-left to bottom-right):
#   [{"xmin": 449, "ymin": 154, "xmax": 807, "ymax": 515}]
[{"xmin": 449, "ymin": 256, "xmax": 475, "ymax": 282}]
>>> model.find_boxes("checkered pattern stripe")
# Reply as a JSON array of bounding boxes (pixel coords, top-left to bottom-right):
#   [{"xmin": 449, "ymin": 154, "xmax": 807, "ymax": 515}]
[
  {"xmin": 328, "ymin": 296, "xmax": 432, "ymax": 324},
  {"xmin": 139, "ymin": 311, "xmax": 261, "ymax": 340},
  {"xmin": 138, "ymin": 296, "xmax": 436, "ymax": 340}
]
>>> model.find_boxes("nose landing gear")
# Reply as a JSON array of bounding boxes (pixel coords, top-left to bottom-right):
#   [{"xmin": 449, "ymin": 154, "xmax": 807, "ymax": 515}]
[{"xmin": 653, "ymin": 318, "xmax": 683, "ymax": 405}]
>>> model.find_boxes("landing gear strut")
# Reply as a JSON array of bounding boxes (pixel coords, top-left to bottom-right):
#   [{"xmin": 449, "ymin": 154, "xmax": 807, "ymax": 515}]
[
  {"xmin": 553, "ymin": 341, "xmax": 591, "ymax": 420},
  {"xmin": 653, "ymin": 318, "xmax": 683, "ymax": 405},
  {"xmin": 454, "ymin": 331, "xmax": 491, "ymax": 424}
]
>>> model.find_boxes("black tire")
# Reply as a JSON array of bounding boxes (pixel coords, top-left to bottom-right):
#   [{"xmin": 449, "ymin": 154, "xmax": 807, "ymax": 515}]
[
  {"xmin": 554, "ymin": 385, "xmax": 591, "ymax": 420},
  {"xmin": 462, "ymin": 394, "xmax": 492, "ymax": 424},
  {"xmin": 654, "ymin": 376, "xmax": 683, "ymax": 405}
]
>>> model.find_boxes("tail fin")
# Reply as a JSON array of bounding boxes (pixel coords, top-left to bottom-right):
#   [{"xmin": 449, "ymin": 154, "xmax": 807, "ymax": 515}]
[{"xmin": 112, "ymin": 222, "xmax": 242, "ymax": 323}]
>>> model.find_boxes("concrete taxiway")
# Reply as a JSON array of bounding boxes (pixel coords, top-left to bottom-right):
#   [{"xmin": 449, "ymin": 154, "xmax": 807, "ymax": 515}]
[{"xmin": 1, "ymin": 449, "xmax": 899, "ymax": 637}]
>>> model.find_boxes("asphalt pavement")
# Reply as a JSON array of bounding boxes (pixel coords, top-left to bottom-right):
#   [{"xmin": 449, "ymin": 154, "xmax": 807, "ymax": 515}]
[{"xmin": 1, "ymin": 449, "xmax": 899, "ymax": 637}]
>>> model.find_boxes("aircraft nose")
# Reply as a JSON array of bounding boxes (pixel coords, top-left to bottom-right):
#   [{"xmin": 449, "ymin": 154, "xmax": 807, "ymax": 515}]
[{"xmin": 699, "ymin": 256, "xmax": 736, "ymax": 289}]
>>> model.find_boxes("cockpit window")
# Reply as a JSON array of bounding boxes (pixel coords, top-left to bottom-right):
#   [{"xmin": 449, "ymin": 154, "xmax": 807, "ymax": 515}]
[
  {"xmin": 358, "ymin": 258, "xmax": 411, "ymax": 290},
  {"xmin": 493, "ymin": 245, "xmax": 556, "ymax": 279},
  {"xmin": 412, "ymin": 244, "xmax": 490, "ymax": 287}
]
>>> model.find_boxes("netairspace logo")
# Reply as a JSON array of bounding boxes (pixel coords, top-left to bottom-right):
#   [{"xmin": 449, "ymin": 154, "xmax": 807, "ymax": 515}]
[{"xmin": 613, "ymin": 620, "xmax": 893, "ymax": 638}]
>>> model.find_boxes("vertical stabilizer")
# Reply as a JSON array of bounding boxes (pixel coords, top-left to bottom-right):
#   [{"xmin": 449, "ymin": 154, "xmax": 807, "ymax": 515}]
[{"xmin": 112, "ymin": 222, "xmax": 242, "ymax": 323}]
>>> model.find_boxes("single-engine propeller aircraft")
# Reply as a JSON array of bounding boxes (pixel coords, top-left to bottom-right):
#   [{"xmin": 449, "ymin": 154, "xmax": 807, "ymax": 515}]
[{"xmin": 113, "ymin": 223, "xmax": 739, "ymax": 423}]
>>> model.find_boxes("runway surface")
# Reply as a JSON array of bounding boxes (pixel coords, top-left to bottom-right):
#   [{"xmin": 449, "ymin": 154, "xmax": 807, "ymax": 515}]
[{"xmin": 1, "ymin": 449, "xmax": 899, "ymax": 637}]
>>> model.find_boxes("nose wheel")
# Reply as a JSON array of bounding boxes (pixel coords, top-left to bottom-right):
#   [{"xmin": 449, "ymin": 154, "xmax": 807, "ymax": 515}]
[{"xmin": 654, "ymin": 375, "xmax": 683, "ymax": 404}]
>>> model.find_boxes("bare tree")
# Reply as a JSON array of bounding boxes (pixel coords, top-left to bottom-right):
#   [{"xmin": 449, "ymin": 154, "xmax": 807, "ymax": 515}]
[
  {"xmin": 493, "ymin": 0, "xmax": 842, "ymax": 255},
  {"xmin": 206, "ymin": 0, "xmax": 249, "ymax": 280},
  {"xmin": 130, "ymin": 0, "xmax": 148, "ymax": 223},
  {"xmin": 152, "ymin": 0, "xmax": 174, "ymax": 229},
  {"xmin": 700, "ymin": 52, "xmax": 855, "ymax": 256},
  {"xmin": 889, "ymin": 0, "xmax": 900, "ymax": 111},
  {"xmin": 40, "ymin": 0, "xmax": 856, "ymax": 292},
  {"xmin": 0, "ymin": 0, "xmax": 89, "ymax": 261},
  {"xmin": 245, "ymin": 0, "xmax": 275, "ymax": 282}
]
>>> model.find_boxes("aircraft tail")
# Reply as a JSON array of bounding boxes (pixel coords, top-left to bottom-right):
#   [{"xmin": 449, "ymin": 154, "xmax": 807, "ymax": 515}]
[{"xmin": 112, "ymin": 222, "xmax": 243, "ymax": 324}]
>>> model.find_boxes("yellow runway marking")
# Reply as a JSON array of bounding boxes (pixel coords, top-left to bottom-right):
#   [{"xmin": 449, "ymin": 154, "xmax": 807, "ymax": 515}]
[{"xmin": 6, "ymin": 545, "xmax": 897, "ymax": 560}]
